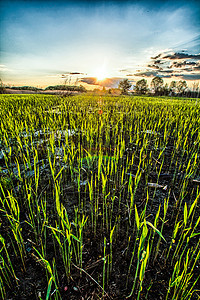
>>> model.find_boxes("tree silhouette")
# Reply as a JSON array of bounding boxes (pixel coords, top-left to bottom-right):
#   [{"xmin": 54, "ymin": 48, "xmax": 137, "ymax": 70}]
[
  {"xmin": 176, "ymin": 80, "xmax": 187, "ymax": 95},
  {"xmin": 0, "ymin": 78, "xmax": 5, "ymax": 94},
  {"xmin": 169, "ymin": 81, "xmax": 177, "ymax": 95},
  {"xmin": 151, "ymin": 76, "xmax": 164, "ymax": 95},
  {"xmin": 118, "ymin": 79, "xmax": 131, "ymax": 95},
  {"xmin": 135, "ymin": 79, "xmax": 148, "ymax": 94}
]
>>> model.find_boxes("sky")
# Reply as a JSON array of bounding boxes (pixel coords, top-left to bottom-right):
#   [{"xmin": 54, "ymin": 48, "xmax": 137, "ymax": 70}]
[{"xmin": 0, "ymin": 0, "xmax": 200, "ymax": 89}]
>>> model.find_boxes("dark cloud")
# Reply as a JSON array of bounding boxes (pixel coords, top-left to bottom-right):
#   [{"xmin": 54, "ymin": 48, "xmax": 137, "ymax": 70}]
[
  {"xmin": 174, "ymin": 74, "xmax": 200, "ymax": 80},
  {"xmin": 134, "ymin": 71, "xmax": 157, "ymax": 77},
  {"xmin": 134, "ymin": 71, "xmax": 170, "ymax": 78},
  {"xmin": 159, "ymin": 70, "xmax": 173, "ymax": 73},
  {"xmin": 172, "ymin": 61, "xmax": 187, "ymax": 68},
  {"xmin": 60, "ymin": 72, "xmax": 85, "ymax": 78},
  {"xmin": 151, "ymin": 54, "xmax": 161, "ymax": 60},
  {"xmin": 143, "ymin": 50, "xmax": 200, "ymax": 80},
  {"xmin": 182, "ymin": 68, "xmax": 193, "ymax": 72},
  {"xmin": 147, "ymin": 64, "xmax": 161, "ymax": 69},
  {"xmin": 163, "ymin": 52, "xmax": 200, "ymax": 60},
  {"xmin": 184, "ymin": 61, "xmax": 197, "ymax": 66},
  {"xmin": 147, "ymin": 58, "xmax": 169, "ymax": 71},
  {"xmin": 135, "ymin": 69, "xmax": 173, "ymax": 78},
  {"xmin": 169, "ymin": 60, "xmax": 200, "ymax": 70},
  {"xmin": 193, "ymin": 65, "xmax": 200, "ymax": 70},
  {"xmin": 69, "ymin": 72, "xmax": 84, "ymax": 75}
]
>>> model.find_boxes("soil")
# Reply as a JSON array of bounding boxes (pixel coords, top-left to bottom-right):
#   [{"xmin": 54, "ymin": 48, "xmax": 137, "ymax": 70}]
[{"xmin": 1, "ymin": 109, "xmax": 199, "ymax": 300}]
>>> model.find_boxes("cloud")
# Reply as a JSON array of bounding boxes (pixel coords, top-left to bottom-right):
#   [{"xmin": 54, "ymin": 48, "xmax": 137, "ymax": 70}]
[
  {"xmin": 171, "ymin": 61, "xmax": 187, "ymax": 68},
  {"xmin": 46, "ymin": 72, "xmax": 85, "ymax": 79},
  {"xmin": 193, "ymin": 65, "xmax": 200, "ymax": 70},
  {"xmin": 159, "ymin": 70, "xmax": 173, "ymax": 73},
  {"xmin": 80, "ymin": 77, "xmax": 127, "ymax": 88},
  {"xmin": 80, "ymin": 77, "xmax": 98, "ymax": 85},
  {"xmin": 119, "ymin": 69, "xmax": 129, "ymax": 73},
  {"xmin": 135, "ymin": 50, "xmax": 200, "ymax": 80},
  {"xmin": 174, "ymin": 74, "xmax": 200, "ymax": 80},
  {"xmin": 148, "ymin": 64, "xmax": 160, "ymax": 70},
  {"xmin": 163, "ymin": 52, "xmax": 200, "ymax": 60},
  {"xmin": 134, "ymin": 69, "xmax": 173, "ymax": 78},
  {"xmin": 61, "ymin": 72, "xmax": 85, "ymax": 78},
  {"xmin": 69, "ymin": 72, "xmax": 84, "ymax": 75},
  {"xmin": 135, "ymin": 71, "xmax": 160, "ymax": 77},
  {"xmin": 151, "ymin": 54, "xmax": 162, "ymax": 60},
  {"xmin": 0, "ymin": 64, "xmax": 11, "ymax": 72}
]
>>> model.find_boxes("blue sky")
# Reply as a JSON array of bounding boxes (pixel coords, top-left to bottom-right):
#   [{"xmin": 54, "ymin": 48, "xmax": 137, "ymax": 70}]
[{"xmin": 0, "ymin": 0, "xmax": 200, "ymax": 88}]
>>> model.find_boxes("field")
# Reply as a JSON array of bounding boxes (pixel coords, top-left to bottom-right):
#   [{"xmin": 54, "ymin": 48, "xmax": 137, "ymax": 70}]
[{"xmin": 0, "ymin": 94, "xmax": 199, "ymax": 300}]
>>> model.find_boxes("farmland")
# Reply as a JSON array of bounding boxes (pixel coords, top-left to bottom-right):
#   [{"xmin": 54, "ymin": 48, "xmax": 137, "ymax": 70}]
[{"xmin": 0, "ymin": 94, "xmax": 199, "ymax": 299}]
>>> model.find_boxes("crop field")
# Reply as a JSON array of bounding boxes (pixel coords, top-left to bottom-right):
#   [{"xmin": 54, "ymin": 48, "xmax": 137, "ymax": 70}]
[{"xmin": 0, "ymin": 94, "xmax": 199, "ymax": 299}]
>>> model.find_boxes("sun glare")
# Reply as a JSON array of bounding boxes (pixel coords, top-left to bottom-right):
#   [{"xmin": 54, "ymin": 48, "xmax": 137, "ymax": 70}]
[
  {"xmin": 95, "ymin": 65, "xmax": 107, "ymax": 81},
  {"xmin": 96, "ymin": 71, "xmax": 106, "ymax": 81}
]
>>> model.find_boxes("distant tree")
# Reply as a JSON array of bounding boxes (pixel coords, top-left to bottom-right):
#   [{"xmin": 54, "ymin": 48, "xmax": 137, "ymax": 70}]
[
  {"xmin": 0, "ymin": 78, "xmax": 5, "ymax": 94},
  {"xmin": 191, "ymin": 82, "xmax": 199, "ymax": 98},
  {"xmin": 45, "ymin": 85, "xmax": 86, "ymax": 92},
  {"xmin": 118, "ymin": 79, "xmax": 132, "ymax": 95},
  {"xmin": 135, "ymin": 79, "xmax": 148, "ymax": 94},
  {"xmin": 169, "ymin": 81, "xmax": 177, "ymax": 95},
  {"xmin": 102, "ymin": 86, "xmax": 106, "ymax": 93},
  {"xmin": 163, "ymin": 83, "xmax": 169, "ymax": 96},
  {"xmin": 176, "ymin": 80, "xmax": 187, "ymax": 95},
  {"xmin": 151, "ymin": 76, "xmax": 164, "ymax": 95},
  {"xmin": 192, "ymin": 82, "xmax": 199, "ymax": 93},
  {"xmin": 79, "ymin": 85, "xmax": 87, "ymax": 93}
]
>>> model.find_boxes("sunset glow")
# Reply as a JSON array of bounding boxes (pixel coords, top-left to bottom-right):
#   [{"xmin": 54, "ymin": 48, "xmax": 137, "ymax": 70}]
[{"xmin": 95, "ymin": 65, "xmax": 108, "ymax": 81}]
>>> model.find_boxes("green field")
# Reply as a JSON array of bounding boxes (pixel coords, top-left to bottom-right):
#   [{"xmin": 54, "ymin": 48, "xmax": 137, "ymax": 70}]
[{"xmin": 0, "ymin": 94, "xmax": 199, "ymax": 299}]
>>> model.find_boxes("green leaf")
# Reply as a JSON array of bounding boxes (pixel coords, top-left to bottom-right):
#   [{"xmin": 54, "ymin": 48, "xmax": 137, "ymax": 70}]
[
  {"xmin": 54, "ymin": 166, "xmax": 64, "ymax": 181},
  {"xmin": 184, "ymin": 202, "xmax": 188, "ymax": 226},
  {"xmin": 189, "ymin": 193, "xmax": 199, "ymax": 218},
  {"xmin": 170, "ymin": 275, "xmax": 182, "ymax": 287},
  {"xmin": 135, "ymin": 205, "xmax": 140, "ymax": 230},
  {"xmin": 154, "ymin": 204, "xmax": 161, "ymax": 227},
  {"xmin": 139, "ymin": 242, "xmax": 149, "ymax": 281},
  {"xmin": 190, "ymin": 232, "xmax": 200, "ymax": 239},
  {"xmin": 146, "ymin": 221, "xmax": 166, "ymax": 243},
  {"xmin": 46, "ymin": 277, "xmax": 53, "ymax": 300},
  {"xmin": 71, "ymin": 234, "xmax": 80, "ymax": 243}
]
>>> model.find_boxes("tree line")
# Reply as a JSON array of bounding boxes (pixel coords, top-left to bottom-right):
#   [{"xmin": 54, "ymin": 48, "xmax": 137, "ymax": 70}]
[{"xmin": 119, "ymin": 77, "xmax": 199, "ymax": 98}]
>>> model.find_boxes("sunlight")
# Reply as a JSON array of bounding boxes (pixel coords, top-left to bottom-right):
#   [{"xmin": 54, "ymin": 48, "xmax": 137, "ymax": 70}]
[{"xmin": 95, "ymin": 64, "xmax": 107, "ymax": 81}]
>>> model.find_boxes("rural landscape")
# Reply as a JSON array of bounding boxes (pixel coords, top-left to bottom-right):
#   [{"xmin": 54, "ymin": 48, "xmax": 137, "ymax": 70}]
[
  {"xmin": 0, "ymin": 0, "xmax": 200, "ymax": 299},
  {"xmin": 0, "ymin": 92, "xmax": 200, "ymax": 299}
]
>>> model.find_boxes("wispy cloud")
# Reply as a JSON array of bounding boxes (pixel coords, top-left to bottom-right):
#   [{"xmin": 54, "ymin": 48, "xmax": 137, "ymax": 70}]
[
  {"xmin": 134, "ymin": 71, "xmax": 171, "ymax": 78},
  {"xmin": 0, "ymin": 64, "xmax": 12, "ymax": 72}
]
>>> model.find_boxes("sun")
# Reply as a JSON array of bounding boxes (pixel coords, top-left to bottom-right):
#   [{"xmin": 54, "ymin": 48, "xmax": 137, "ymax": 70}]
[
  {"xmin": 96, "ymin": 70, "xmax": 106, "ymax": 81},
  {"xmin": 95, "ymin": 65, "xmax": 107, "ymax": 81}
]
